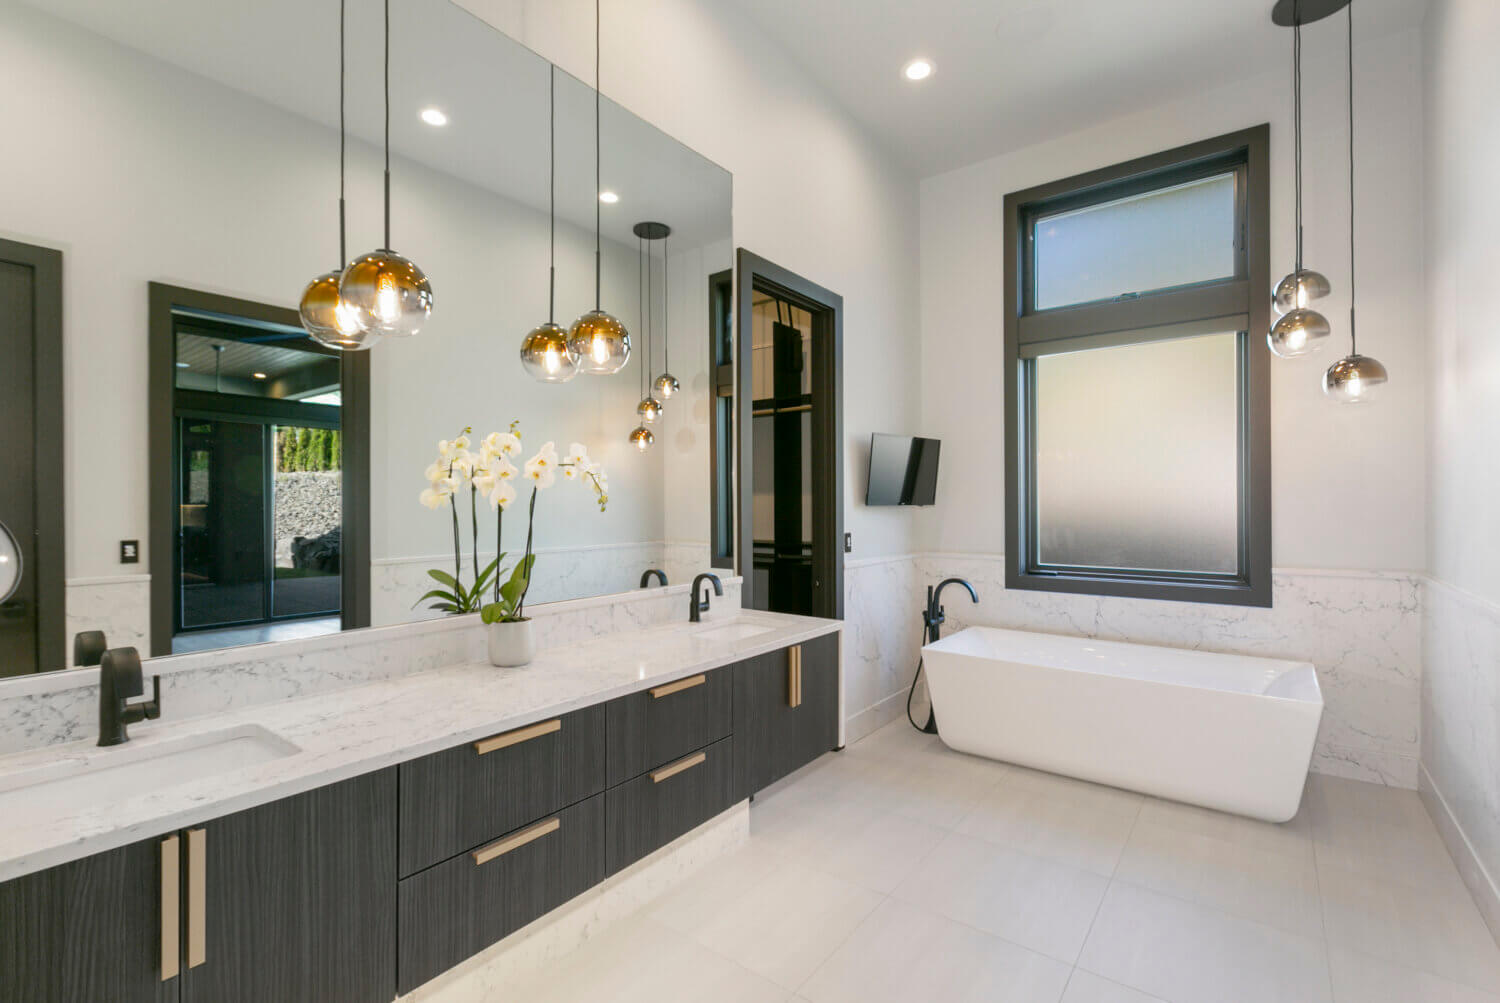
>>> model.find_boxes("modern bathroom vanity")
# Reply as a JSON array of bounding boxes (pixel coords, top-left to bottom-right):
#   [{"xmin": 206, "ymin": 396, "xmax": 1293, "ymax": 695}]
[{"xmin": 0, "ymin": 610, "xmax": 842, "ymax": 1003}]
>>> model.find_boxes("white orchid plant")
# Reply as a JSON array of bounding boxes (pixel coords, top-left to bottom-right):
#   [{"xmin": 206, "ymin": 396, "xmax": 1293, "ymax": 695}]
[{"xmin": 415, "ymin": 422, "xmax": 608, "ymax": 623}]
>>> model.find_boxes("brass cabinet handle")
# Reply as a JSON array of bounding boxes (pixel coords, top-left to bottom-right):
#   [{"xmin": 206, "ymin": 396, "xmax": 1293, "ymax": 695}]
[
  {"xmin": 650, "ymin": 674, "xmax": 706, "ymax": 699},
  {"xmin": 787, "ymin": 645, "xmax": 803, "ymax": 708},
  {"xmin": 186, "ymin": 828, "xmax": 206, "ymax": 969},
  {"xmin": 472, "ymin": 816, "xmax": 560, "ymax": 866},
  {"xmin": 473, "ymin": 717, "xmax": 561, "ymax": 755},
  {"xmin": 651, "ymin": 750, "xmax": 707, "ymax": 783},
  {"xmin": 160, "ymin": 835, "xmax": 180, "ymax": 981}
]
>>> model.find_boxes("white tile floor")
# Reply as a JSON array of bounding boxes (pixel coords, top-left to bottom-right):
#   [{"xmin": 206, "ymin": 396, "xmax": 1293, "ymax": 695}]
[{"xmin": 502, "ymin": 720, "xmax": 1500, "ymax": 1003}]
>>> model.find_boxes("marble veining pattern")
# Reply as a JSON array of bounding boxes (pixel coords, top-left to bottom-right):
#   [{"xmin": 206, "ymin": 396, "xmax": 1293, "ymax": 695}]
[
  {"xmin": 843, "ymin": 556, "xmax": 924, "ymax": 743},
  {"xmin": 64, "ymin": 576, "xmax": 150, "ymax": 668},
  {"xmin": 0, "ymin": 602, "xmax": 826, "ymax": 881}
]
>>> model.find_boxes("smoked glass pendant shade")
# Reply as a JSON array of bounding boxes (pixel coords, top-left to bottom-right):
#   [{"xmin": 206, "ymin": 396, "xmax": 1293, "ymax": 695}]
[
  {"xmin": 0, "ymin": 519, "xmax": 19, "ymax": 603},
  {"xmin": 1323, "ymin": 353, "xmax": 1388, "ymax": 403},
  {"xmin": 1268, "ymin": 307, "xmax": 1331, "ymax": 358},
  {"xmin": 568, "ymin": 309, "xmax": 631, "ymax": 374},
  {"xmin": 629, "ymin": 425, "xmax": 654, "ymax": 451},
  {"xmin": 637, "ymin": 396, "xmax": 663, "ymax": 423},
  {"xmin": 1273, "ymin": 269, "xmax": 1332, "ymax": 313},
  {"xmin": 653, "ymin": 372, "xmax": 680, "ymax": 399},
  {"xmin": 339, "ymin": 250, "xmax": 433, "ymax": 338},
  {"xmin": 300, "ymin": 270, "xmax": 382, "ymax": 351},
  {"xmin": 520, "ymin": 322, "xmax": 578, "ymax": 382}
]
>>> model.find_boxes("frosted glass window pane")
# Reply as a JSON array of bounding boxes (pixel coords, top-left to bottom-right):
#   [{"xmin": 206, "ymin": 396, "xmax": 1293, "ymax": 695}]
[
  {"xmin": 1034, "ymin": 332, "xmax": 1239, "ymax": 574},
  {"xmin": 1033, "ymin": 173, "xmax": 1236, "ymax": 310}
]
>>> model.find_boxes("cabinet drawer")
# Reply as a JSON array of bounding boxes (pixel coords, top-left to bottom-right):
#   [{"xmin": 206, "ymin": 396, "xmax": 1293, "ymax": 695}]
[
  {"xmin": 606, "ymin": 667, "xmax": 733, "ymax": 787},
  {"xmin": 605, "ymin": 735, "xmax": 735, "ymax": 876},
  {"xmin": 397, "ymin": 794, "xmax": 605, "ymax": 995},
  {"xmin": 398, "ymin": 704, "xmax": 606, "ymax": 876}
]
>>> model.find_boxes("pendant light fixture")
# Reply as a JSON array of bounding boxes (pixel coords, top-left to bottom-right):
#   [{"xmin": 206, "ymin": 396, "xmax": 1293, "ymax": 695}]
[
  {"xmin": 1323, "ymin": 1, "xmax": 1387, "ymax": 403},
  {"xmin": 652, "ymin": 228, "xmax": 680, "ymax": 400},
  {"xmin": 1268, "ymin": 0, "xmax": 1332, "ymax": 359},
  {"xmin": 300, "ymin": 0, "xmax": 380, "ymax": 351},
  {"xmin": 633, "ymin": 222, "xmax": 669, "ymax": 423},
  {"xmin": 340, "ymin": 0, "xmax": 433, "ymax": 339},
  {"xmin": 520, "ymin": 67, "xmax": 579, "ymax": 383},
  {"xmin": 628, "ymin": 231, "xmax": 655, "ymax": 451},
  {"xmin": 568, "ymin": 0, "xmax": 631, "ymax": 375}
]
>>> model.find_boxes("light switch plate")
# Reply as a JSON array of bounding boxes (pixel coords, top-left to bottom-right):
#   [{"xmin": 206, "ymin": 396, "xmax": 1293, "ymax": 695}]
[{"xmin": 120, "ymin": 540, "xmax": 139, "ymax": 564}]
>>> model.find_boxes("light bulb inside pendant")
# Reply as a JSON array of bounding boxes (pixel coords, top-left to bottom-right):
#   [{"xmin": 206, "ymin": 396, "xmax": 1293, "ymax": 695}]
[
  {"xmin": 1323, "ymin": 353, "xmax": 1387, "ymax": 403},
  {"xmin": 637, "ymin": 396, "xmax": 663, "ymax": 423},
  {"xmin": 339, "ymin": 250, "xmax": 432, "ymax": 338},
  {"xmin": 301, "ymin": 270, "xmax": 382, "ymax": 351},
  {"xmin": 1268, "ymin": 307, "xmax": 1331, "ymax": 358},
  {"xmin": 629, "ymin": 425, "xmax": 654, "ymax": 451},
  {"xmin": 1273, "ymin": 269, "xmax": 1331, "ymax": 312},
  {"xmin": 653, "ymin": 372, "xmax": 680, "ymax": 399},
  {"xmin": 568, "ymin": 310, "xmax": 630, "ymax": 374},
  {"xmin": 520, "ymin": 322, "xmax": 578, "ymax": 382}
]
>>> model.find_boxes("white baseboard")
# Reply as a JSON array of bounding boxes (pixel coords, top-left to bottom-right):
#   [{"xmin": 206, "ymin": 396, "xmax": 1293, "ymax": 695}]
[
  {"xmin": 844, "ymin": 690, "xmax": 908, "ymax": 746},
  {"xmin": 1420, "ymin": 762, "xmax": 1500, "ymax": 948}
]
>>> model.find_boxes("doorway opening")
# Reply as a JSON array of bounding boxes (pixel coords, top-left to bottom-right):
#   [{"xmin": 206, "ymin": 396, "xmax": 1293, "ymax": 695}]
[
  {"xmin": 150, "ymin": 285, "xmax": 370, "ymax": 656},
  {"xmin": 732, "ymin": 252, "xmax": 843, "ymax": 619}
]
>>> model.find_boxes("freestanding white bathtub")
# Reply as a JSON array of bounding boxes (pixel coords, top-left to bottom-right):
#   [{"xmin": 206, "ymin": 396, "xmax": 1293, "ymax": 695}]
[{"xmin": 921, "ymin": 626, "xmax": 1323, "ymax": 822}]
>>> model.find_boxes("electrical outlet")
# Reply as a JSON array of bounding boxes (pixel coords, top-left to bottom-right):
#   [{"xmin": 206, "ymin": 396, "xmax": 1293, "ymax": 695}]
[
  {"xmin": 844, "ymin": 533, "xmax": 853, "ymax": 554},
  {"xmin": 120, "ymin": 540, "xmax": 139, "ymax": 564}
]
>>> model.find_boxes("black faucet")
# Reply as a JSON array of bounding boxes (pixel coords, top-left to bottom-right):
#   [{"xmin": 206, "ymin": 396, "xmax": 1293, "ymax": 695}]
[
  {"xmin": 73, "ymin": 630, "xmax": 108, "ymax": 667},
  {"xmin": 97, "ymin": 647, "xmax": 161, "ymax": 747},
  {"xmin": 689, "ymin": 573, "xmax": 723, "ymax": 623},
  {"xmin": 640, "ymin": 568, "xmax": 668, "ymax": 588},
  {"xmin": 924, "ymin": 578, "xmax": 978, "ymax": 645}
]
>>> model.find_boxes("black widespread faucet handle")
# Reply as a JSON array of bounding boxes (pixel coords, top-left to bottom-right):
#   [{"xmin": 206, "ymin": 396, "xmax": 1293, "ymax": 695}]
[
  {"xmin": 74, "ymin": 630, "xmax": 108, "ymax": 667},
  {"xmin": 142, "ymin": 676, "xmax": 162, "ymax": 720}
]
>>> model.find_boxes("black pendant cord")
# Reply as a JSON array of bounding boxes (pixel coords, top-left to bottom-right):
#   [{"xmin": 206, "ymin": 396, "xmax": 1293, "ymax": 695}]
[
  {"xmin": 338, "ymin": 0, "xmax": 347, "ymax": 267},
  {"xmin": 382, "ymin": 0, "xmax": 391, "ymax": 251},
  {"xmin": 1346, "ymin": 2, "xmax": 1357, "ymax": 354},
  {"xmin": 637, "ymin": 235, "xmax": 645, "ymax": 398},
  {"xmin": 662, "ymin": 233, "xmax": 670, "ymax": 374},
  {"xmin": 548, "ymin": 66, "xmax": 556, "ymax": 324},
  {"xmin": 1293, "ymin": 18, "xmax": 1303, "ymax": 271},
  {"xmin": 593, "ymin": 0, "xmax": 602, "ymax": 310}
]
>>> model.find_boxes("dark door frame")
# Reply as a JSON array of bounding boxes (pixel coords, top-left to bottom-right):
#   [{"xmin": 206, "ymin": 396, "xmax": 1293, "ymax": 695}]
[
  {"xmin": 0, "ymin": 238, "xmax": 65, "ymax": 673},
  {"xmin": 734, "ymin": 250, "xmax": 843, "ymax": 619},
  {"xmin": 148, "ymin": 283, "xmax": 371, "ymax": 656}
]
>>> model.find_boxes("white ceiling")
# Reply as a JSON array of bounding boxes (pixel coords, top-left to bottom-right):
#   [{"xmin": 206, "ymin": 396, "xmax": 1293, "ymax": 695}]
[
  {"xmin": 25, "ymin": 0, "xmax": 731, "ymax": 249},
  {"xmin": 719, "ymin": 0, "xmax": 1430, "ymax": 178}
]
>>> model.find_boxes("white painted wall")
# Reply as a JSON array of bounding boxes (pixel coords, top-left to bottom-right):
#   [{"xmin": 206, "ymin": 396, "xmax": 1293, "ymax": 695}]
[
  {"xmin": 915, "ymin": 22, "xmax": 1427, "ymax": 573},
  {"xmin": 1420, "ymin": 0, "xmax": 1500, "ymax": 934},
  {"xmin": 458, "ymin": 0, "xmax": 924, "ymax": 561}
]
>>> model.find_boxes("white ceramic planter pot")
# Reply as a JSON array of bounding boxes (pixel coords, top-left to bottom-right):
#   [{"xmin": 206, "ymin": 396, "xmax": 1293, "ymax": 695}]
[{"xmin": 486, "ymin": 618, "xmax": 536, "ymax": 667}]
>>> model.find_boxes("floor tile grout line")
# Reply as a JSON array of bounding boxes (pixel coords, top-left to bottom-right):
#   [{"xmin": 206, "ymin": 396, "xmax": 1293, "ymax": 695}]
[
  {"xmin": 1310, "ymin": 814, "xmax": 1341, "ymax": 1003},
  {"xmin": 785, "ymin": 890, "xmax": 890, "ymax": 998},
  {"xmin": 1059, "ymin": 798, "xmax": 1145, "ymax": 999}
]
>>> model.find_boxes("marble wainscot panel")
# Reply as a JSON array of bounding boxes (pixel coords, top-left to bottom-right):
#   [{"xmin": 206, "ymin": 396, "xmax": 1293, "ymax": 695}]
[
  {"xmin": 64, "ymin": 575, "xmax": 150, "ymax": 668},
  {"xmin": 913, "ymin": 554, "xmax": 1424, "ymax": 788},
  {"xmin": 0, "ymin": 578, "xmax": 740, "ymax": 758},
  {"xmin": 1421, "ymin": 576, "xmax": 1500, "ymax": 940},
  {"xmin": 663, "ymin": 541, "xmax": 713, "ymax": 589},
  {"xmin": 372, "ymin": 541, "xmax": 668, "ymax": 626},
  {"xmin": 843, "ymin": 554, "xmax": 924, "ymax": 744}
]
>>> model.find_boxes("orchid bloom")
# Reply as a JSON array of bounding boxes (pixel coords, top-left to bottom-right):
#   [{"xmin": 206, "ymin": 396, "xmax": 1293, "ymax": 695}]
[
  {"xmin": 419, "ymin": 482, "xmax": 454, "ymax": 509},
  {"xmin": 483, "ymin": 431, "xmax": 522, "ymax": 462},
  {"xmin": 488, "ymin": 478, "xmax": 518, "ymax": 511},
  {"xmin": 471, "ymin": 464, "xmax": 499, "ymax": 496},
  {"xmin": 524, "ymin": 442, "xmax": 559, "ymax": 489}
]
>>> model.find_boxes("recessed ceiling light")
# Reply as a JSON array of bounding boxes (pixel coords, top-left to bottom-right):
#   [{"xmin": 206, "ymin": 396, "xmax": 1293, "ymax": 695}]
[
  {"xmin": 903, "ymin": 59, "xmax": 934, "ymax": 82},
  {"xmin": 420, "ymin": 107, "xmax": 448, "ymax": 127},
  {"xmin": 599, "ymin": 191, "xmax": 620, "ymax": 204},
  {"xmin": 175, "ymin": 362, "xmax": 190, "ymax": 369},
  {"xmin": 252, "ymin": 372, "xmax": 268, "ymax": 380}
]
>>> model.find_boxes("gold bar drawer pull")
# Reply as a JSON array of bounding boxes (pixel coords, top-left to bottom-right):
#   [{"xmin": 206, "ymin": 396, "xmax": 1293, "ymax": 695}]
[
  {"xmin": 787, "ymin": 645, "xmax": 803, "ymax": 709},
  {"xmin": 186, "ymin": 828, "xmax": 206, "ymax": 970},
  {"xmin": 651, "ymin": 750, "xmax": 707, "ymax": 784},
  {"xmin": 160, "ymin": 835, "xmax": 180, "ymax": 981},
  {"xmin": 650, "ymin": 674, "xmax": 706, "ymax": 699},
  {"xmin": 472, "ymin": 817, "xmax": 560, "ymax": 866},
  {"xmin": 473, "ymin": 717, "xmax": 561, "ymax": 755}
]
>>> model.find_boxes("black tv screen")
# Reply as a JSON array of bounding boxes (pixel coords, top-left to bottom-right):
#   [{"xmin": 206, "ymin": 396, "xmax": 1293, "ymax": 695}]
[{"xmin": 866, "ymin": 434, "xmax": 941, "ymax": 506}]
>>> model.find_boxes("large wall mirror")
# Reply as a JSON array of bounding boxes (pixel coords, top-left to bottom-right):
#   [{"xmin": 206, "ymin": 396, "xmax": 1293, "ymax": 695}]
[{"xmin": 0, "ymin": 0, "xmax": 732, "ymax": 675}]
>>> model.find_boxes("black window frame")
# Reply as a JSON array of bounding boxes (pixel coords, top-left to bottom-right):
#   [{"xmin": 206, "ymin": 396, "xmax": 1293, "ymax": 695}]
[{"xmin": 1003, "ymin": 125, "xmax": 1272, "ymax": 608}]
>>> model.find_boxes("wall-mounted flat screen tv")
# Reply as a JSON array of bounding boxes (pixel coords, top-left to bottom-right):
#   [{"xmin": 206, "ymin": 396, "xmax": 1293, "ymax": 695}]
[{"xmin": 865, "ymin": 433, "xmax": 941, "ymax": 506}]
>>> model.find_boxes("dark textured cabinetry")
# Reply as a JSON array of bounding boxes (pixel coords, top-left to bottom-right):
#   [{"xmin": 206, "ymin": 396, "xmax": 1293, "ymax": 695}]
[
  {"xmin": 605, "ymin": 667, "xmax": 733, "ymax": 787},
  {"xmin": 734, "ymin": 631, "xmax": 840, "ymax": 799},
  {"xmin": 605, "ymin": 735, "xmax": 736, "ymax": 875},
  {"xmin": 0, "ymin": 837, "xmax": 175, "ymax": 1003}
]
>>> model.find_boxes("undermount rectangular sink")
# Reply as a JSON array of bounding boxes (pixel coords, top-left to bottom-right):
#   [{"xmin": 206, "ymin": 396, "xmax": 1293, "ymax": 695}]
[
  {"xmin": 0, "ymin": 725, "xmax": 299, "ymax": 819},
  {"xmin": 691, "ymin": 619, "xmax": 780, "ymax": 643}
]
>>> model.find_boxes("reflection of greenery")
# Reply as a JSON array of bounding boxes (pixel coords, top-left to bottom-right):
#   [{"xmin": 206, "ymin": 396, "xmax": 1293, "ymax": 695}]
[{"xmin": 276, "ymin": 427, "xmax": 342, "ymax": 472}]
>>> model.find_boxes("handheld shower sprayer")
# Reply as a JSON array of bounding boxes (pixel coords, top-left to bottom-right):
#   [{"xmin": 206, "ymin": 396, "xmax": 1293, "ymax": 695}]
[{"xmin": 909, "ymin": 577, "xmax": 978, "ymax": 734}]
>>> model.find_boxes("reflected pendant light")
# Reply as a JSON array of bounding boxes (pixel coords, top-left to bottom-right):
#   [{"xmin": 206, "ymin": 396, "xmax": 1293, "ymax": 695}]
[
  {"xmin": 1268, "ymin": 3, "xmax": 1332, "ymax": 359},
  {"xmin": 300, "ymin": 0, "xmax": 380, "ymax": 350},
  {"xmin": 652, "ymin": 229, "xmax": 680, "ymax": 400},
  {"xmin": 568, "ymin": 0, "xmax": 630, "ymax": 374},
  {"xmin": 340, "ymin": 0, "xmax": 433, "ymax": 338},
  {"xmin": 520, "ymin": 67, "xmax": 579, "ymax": 382},
  {"xmin": 633, "ymin": 223, "xmax": 668, "ymax": 422},
  {"xmin": 628, "ymin": 231, "xmax": 655, "ymax": 450},
  {"xmin": 1324, "ymin": 2, "xmax": 1387, "ymax": 403}
]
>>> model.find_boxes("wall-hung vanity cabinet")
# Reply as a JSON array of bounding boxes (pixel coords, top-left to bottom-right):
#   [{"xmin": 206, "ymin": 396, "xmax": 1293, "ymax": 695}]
[{"xmin": 0, "ymin": 635, "xmax": 839, "ymax": 1003}]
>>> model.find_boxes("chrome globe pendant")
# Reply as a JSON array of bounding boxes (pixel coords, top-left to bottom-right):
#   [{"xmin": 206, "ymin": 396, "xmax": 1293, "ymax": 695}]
[
  {"xmin": 1324, "ymin": 2, "xmax": 1387, "ymax": 404},
  {"xmin": 628, "ymin": 425, "xmax": 655, "ymax": 451},
  {"xmin": 340, "ymin": 0, "xmax": 433, "ymax": 339},
  {"xmin": 567, "ymin": 0, "xmax": 629, "ymax": 374},
  {"xmin": 520, "ymin": 68, "xmax": 579, "ymax": 383},
  {"xmin": 1268, "ymin": 10, "xmax": 1331, "ymax": 359},
  {"xmin": 300, "ymin": 0, "xmax": 380, "ymax": 351}
]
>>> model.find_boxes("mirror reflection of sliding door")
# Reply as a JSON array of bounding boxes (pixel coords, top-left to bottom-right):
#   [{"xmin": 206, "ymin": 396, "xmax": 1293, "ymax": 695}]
[{"xmin": 177, "ymin": 418, "xmax": 267, "ymax": 631}]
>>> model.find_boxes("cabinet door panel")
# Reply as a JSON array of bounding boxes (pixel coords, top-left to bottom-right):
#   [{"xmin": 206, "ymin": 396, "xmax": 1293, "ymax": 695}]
[
  {"xmin": 178, "ymin": 768, "xmax": 396, "ymax": 1003},
  {"xmin": 772, "ymin": 631, "xmax": 840, "ymax": 781},
  {"xmin": 0, "ymin": 838, "xmax": 175, "ymax": 1003},
  {"xmin": 734, "ymin": 633, "xmax": 840, "ymax": 800}
]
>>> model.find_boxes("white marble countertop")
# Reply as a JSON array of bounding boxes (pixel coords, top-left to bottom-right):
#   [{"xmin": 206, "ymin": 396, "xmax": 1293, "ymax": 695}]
[{"xmin": 0, "ymin": 610, "xmax": 840, "ymax": 882}]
